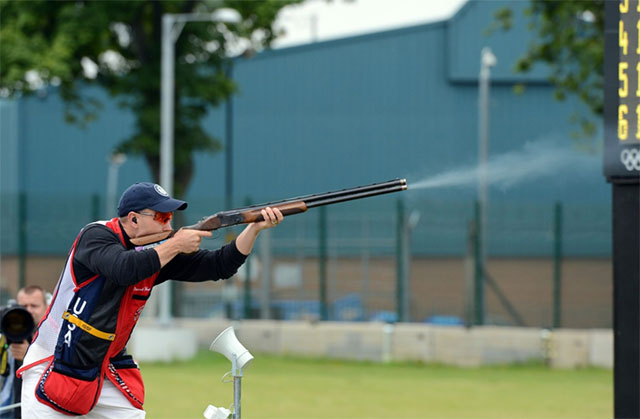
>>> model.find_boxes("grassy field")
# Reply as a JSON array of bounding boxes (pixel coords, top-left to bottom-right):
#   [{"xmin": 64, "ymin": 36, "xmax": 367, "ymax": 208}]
[{"xmin": 140, "ymin": 351, "xmax": 612, "ymax": 419}]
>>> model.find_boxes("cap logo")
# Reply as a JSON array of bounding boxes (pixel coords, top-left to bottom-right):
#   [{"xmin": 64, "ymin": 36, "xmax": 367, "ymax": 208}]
[{"xmin": 154, "ymin": 184, "xmax": 169, "ymax": 197}]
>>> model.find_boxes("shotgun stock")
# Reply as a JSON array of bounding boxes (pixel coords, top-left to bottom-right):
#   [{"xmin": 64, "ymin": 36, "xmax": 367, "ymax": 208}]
[{"xmin": 130, "ymin": 178, "xmax": 407, "ymax": 246}]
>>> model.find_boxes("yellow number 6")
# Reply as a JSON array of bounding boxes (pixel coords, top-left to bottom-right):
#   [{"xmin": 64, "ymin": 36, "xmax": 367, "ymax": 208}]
[{"xmin": 619, "ymin": 105, "xmax": 629, "ymax": 140}]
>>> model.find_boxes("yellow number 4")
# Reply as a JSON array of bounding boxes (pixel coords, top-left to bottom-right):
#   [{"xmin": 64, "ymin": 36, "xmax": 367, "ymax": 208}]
[{"xmin": 620, "ymin": 20, "xmax": 629, "ymax": 55}]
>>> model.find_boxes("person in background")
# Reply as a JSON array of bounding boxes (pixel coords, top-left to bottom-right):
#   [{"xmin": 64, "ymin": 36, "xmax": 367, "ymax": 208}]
[
  {"xmin": 0, "ymin": 285, "xmax": 48, "ymax": 418},
  {"xmin": 18, "ymin": 182, "xmax": 283, "ymax": 418},
  {"xmin": 11, "ymin": 286, "xmax": 48, "ymax": 363}
]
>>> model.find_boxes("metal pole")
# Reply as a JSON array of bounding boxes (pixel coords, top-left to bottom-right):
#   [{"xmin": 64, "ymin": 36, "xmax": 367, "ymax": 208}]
[
  {"xmin": 225, "ymin": 64, "xmax": 234, "ymax": 211},
  {"xmin": 243, "ymin": 197, "xmax": 252, "ymax": 319},
  {"xmin": 395, "ymin": 199, "xmax": 405, "ymax": 322},
  {"xmin": 476, "ymin": 47, "xmax": 496, "ymax": 326},
  {"xmin": 260, "ymin": 229, "xmax": 272, "ymax": 319},
  {"xmin": 160, "ymin": 14, "xmax": 176, "ymax": 197},
  {"xmin": 232, "ymin": 353, "xmax": 242, "ymax": 419},
  {"xmin": 243, "ymin": 256, "xmax": 252, "ymax": 319},
  {"xmin": 403, "ymin": 210, "xmax": 418, "ymax": 322},
  {"xmin": 361, "ymin": 217, "xmax": 370, "ymax": 319},
  {"xmin": 552, "ymin": 202, "xmax": 563, "ymax": 329},
  {"xmin": 223, "ymin": 67, "xmax": 235, "ymax": 318},
  {"xmin": 158, "ymin": 11, "xmax": 241, "ymax": 324},
  {"xmin": 473, "ymin": 201, "xmax": 484, "ymax": 325},
  {"xmin": 318, "ymin": 206, "xmax": 328, "ymax": 321},
  {"xmin": 159, "ymin": 14, "xmax": 177, "ymax": 325},
  {"xmin": 233, "ymin": 375, "xmax": 242, "ymax": 419},
  {"xmin": 464, "ymin": 220, "xmax": 476, "ymax": 327}
]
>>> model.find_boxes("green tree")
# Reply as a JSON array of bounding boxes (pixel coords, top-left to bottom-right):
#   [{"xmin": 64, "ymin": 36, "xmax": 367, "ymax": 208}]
[
  {"xmin": 492, "ymin": 0, "xmax": 604, "ymax": 145},
  {"xmin": 0, "ymin": 0, "xmax": 301, "ymax": 198}
]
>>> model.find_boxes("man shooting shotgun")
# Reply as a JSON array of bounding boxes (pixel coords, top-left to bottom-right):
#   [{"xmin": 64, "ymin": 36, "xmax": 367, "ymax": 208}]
[
  {"xmin": 131, "ymin": 178, "xmax": 408, "ymax": 246},
  {"xmin": 19, "ymin": 178, "xmax": 405, "ymax": 417},
  {"xmin": 19, "ymin": 182, "xmax": 284, "ymax": 418}
]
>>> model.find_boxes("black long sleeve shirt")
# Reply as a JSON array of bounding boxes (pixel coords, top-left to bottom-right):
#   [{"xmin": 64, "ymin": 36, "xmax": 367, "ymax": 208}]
[{"xmin": 72, "ymin": 222, "xmax": 247, "ymax": 287}]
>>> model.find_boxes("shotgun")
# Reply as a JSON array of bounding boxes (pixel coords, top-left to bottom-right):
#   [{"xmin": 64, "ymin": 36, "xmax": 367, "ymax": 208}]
[{"xmin": 130, "ymin": 178, "xmax": 407, "ymax": 246}]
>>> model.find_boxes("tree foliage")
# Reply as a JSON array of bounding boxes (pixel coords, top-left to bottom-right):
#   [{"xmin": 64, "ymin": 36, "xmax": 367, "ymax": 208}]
[
  {"xmin": 493, "ymin": 0, "xmax": 604, "ymax": 142},
  {"xmin": 0, "ymin": 0, "xmax": 301, "ymax": 197}
]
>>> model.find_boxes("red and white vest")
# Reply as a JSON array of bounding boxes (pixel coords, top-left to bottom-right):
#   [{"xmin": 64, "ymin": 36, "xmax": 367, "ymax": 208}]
[{"xmin": 19, "ymin": 219, "xmax": 156, "ymax": 415}]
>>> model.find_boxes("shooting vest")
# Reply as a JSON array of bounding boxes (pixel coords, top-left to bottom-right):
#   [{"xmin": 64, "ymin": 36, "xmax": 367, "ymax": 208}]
[{"xmin": 18, "ymin": 219, "xmax": 155, "ymax": 415}]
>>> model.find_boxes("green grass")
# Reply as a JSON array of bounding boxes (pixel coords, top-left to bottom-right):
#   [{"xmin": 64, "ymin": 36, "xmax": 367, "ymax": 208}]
[{"xmin": 140, "ymin": 351, "xmax": 612, "ymax": 419}]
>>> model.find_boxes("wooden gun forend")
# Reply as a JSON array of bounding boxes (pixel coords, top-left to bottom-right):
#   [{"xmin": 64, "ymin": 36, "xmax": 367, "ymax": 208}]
[
  {"xmin": 236, "ymin": 200, "xmax": 309, "ymax": 223},
  {"xmin": 188, "ymin": 200, "xmax": 308, "ymax": 229}
]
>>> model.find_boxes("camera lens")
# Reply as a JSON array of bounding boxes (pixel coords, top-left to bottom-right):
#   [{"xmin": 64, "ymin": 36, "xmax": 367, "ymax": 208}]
[{"xmin": 0, "ymin": 306, "xmax": 35, "ymax": 343}]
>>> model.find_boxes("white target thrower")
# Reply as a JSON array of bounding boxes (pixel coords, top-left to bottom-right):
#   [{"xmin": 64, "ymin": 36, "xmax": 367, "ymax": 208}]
[{"xmin": 204, "ymin": 326, "xmax": 254, "ymax": 419}]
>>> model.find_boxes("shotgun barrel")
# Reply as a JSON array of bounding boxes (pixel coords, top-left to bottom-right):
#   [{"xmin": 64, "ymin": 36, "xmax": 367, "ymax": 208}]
[
  {"xmin": 130, "ymin": 178, "xmax": 407, "ymax": 246},
  {"xmin": 223, "ymin": 178, "xmax": 406, "ymax": 214},
  {"xmin": 305, "ymin": 180, "xmax": 406, "ymax": 209},
  {"xmin": 229, "ymin": 178, "xmax": 406, "ymax": 214}
]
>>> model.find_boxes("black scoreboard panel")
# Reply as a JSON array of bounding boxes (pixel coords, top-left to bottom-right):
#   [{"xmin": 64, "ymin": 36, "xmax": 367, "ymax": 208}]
[
  {"xmin": 605, "ymin": 0, "xmax": 640, "ymax": 181},
  {"xmin": 605, "ymin": 4, "xmax": 640, "ymax": 419}
]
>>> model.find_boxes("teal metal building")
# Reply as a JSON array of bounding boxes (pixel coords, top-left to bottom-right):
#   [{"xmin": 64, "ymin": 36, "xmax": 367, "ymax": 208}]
[{"xmin": 0, "ymin": 0, "xmax": 609, "ymax": 257}]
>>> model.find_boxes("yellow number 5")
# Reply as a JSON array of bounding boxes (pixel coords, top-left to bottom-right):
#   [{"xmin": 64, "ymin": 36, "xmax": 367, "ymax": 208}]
[{"xmin": 620, "ymin": 62, "xmax": 629, "ymax": 97}]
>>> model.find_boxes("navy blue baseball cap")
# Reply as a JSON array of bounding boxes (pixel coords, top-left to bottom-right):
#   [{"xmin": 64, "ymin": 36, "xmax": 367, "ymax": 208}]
[{"xmin": 117, "ymin": 182, "xmax": 188, "ymax": 217}]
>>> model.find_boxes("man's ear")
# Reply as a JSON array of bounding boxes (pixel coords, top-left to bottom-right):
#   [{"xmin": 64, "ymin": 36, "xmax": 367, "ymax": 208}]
[{"xmin": 126, "ymin": 212, "xmax": 138, "ymax": 226}]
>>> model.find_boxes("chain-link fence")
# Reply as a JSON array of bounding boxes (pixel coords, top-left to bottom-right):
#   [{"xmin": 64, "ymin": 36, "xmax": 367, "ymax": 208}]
[{"xmin": 0, "ymin": 192, "xmax": 611, "ymax": 328}]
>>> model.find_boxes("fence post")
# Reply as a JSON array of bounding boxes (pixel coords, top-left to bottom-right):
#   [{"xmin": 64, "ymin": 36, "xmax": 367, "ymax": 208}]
[
  {"xmin": 473, "ymin": 200, "xmax": 484, "ymax": 325},
  {"xmin": 464, "ymin": 220, "xmax": 477, "ymax": 327},
  {"xmin": 18, "ymin": 192, "xmax": 27, "ymax": 289},
  {"xmin": 553, "ymin": 202, "xmax": 563, "ymax": 329},
  {"xmin": 318, "ymin": 206, "xmax": 328, "ymax": 321},
  {"xmin": 396, "ymin": 199, "xmax": 408, "ymax": 322},
  {"xmin": 243, "ymin": 197, "xmax": 253, "ymax": 320},
  {"xmin": 360, "ymin": 217, "xmax": 370, "ymax": 319},
  {"xmin": 259, "ymin": 228, "xmax": 272, "ymax": 320}
]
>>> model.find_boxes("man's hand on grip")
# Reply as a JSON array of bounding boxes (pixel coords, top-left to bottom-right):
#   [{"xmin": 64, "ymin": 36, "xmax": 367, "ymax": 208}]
[{"xmin": 172, "ymin": 229, "xmax": 213, "ymax": 254}]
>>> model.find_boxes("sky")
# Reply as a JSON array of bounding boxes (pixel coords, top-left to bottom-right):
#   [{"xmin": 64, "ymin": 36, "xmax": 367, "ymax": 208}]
[{"xmin": 272, "ymin": 0, "xmax": 468, "ymax": 49}]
